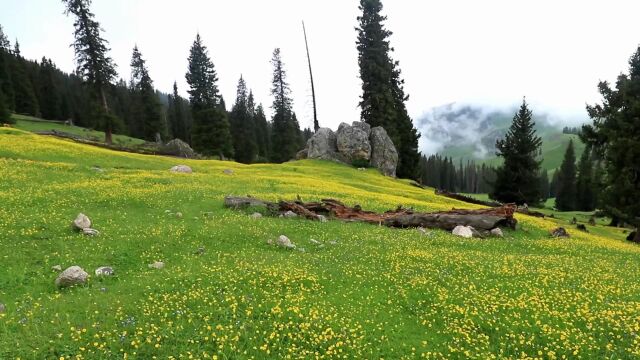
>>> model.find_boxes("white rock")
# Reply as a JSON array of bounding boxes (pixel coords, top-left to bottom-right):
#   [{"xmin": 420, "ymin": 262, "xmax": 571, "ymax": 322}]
[
  {"xmin": 317, "ymin": 215, "xmax": 328, "ymax": 223},
  {"xmin": 51, "ymin": 265, "xmax": 62, "ymax": 272},
  {"xmin": 310, "ymin": 239, "xmax": 322, "ymax": 245},
  {"xmin": 417, "ymin": 227, "xmax": 428, "ymax": 236},
  {"xmin": 0, "ymin": 303, "xmax": 5, "ymax": 313},
  {"xmin": 283, "ymin": 211, "xmax": 297, "ymax": 218},
  {"xmin": 175, "ymin": 212, "xmax": 183, "ymax": 218},
  {"xmin": 276, "ymin": 235, "xmax": 296, "ymax": 249},
  {"xmin": 328, "ymin": 240, "xmax": 338, "ymax": 245},
  {"xmin": 95, "ymin": 266, "xmax": 114, "ymax": 276},
  {"xmin": 452, "ymin": 225, "xmax": 474, "ymax": 238},
  {"xmin": 223, "ymin": 169, "xmax": 234, "ymax": 175},
  {"xmin": 55, "ymin": 266, "xmax": 89, "ymax": 288},
  {"xmin": 169, "ymin": 165, "xmax": 192, "ymax": 173},
  {"xmin": 72, "ymin": 213, "xmax": 91, "ymax": 230},
  {"xmin": 490, "ymin": 228, "xmax": 504, "ymax": 237},
  {"xmin": 82, "ymin": 228, "xmax": 100, "ymax": 236},
  {"xmin": 357, "ymin": 167, "xmax": 366, "ymax": 171},
  {"xmin": 250, "ymin": 212, "xmax": 263, "ymax": 219},
  {"xmin": 148, "ymin": 261, "xmax": 165, "ymax": 269}
]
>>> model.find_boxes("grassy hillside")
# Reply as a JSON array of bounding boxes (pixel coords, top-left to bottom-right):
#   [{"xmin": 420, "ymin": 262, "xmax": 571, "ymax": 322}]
[{"xmin": 1, "ymin": 127, "xmax": 639, "ymax": 359}]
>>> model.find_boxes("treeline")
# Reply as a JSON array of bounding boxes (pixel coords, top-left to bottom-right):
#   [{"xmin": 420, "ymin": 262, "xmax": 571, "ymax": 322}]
[
  {"xmin": 418, "ymin": 155, "xmax": 495, "ymax": 194},
  {"xmin": 562, "ymin": 126, "xmax": 581, "ymax": 135},
  {"xmin": 552, "ymin": 140, "xmax": 602, "ymax": 211}
]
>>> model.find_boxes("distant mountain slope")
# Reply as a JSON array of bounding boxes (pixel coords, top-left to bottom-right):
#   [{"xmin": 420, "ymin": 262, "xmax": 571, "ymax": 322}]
[{"xmin": 416, "ymin": 103, "xmax": 586, "ymax": 171}]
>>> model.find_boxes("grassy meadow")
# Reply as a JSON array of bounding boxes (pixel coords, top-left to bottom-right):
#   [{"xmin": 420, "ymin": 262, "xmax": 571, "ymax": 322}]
[{"xmin": 1, "ymin": 127, "xmax": 639, "ymax": 359}]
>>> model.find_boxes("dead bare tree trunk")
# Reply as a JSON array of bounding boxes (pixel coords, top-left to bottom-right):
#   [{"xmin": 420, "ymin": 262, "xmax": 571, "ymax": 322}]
[{"xmin": 302, "ymin": 20, "xmax": 319, "ymax": 132}]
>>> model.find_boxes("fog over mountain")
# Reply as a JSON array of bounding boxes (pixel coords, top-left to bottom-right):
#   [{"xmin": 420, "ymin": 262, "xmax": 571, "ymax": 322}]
[{"xmin": 415, "ymin": 102, "xmax": 588, "ymax": 157}]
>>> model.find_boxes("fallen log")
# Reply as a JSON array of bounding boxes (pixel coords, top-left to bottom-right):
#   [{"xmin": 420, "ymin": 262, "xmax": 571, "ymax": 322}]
[
  {"xmin": 223, "ymin": 196, "xmax": 517, "ymax": 230},
  {"xmin": 434, "ymin": 189, "xmax": 545, "ymax": 218}
]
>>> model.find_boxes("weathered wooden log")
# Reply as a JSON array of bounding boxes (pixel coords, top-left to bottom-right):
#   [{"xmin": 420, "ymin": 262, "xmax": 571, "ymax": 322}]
[
  {"xmin": 434, "ymin": 189, "xmax": 545, "ymax": 218},
  {"xmin": 224, "ymin": 196, "xmax": 517, "ymax": 230}
]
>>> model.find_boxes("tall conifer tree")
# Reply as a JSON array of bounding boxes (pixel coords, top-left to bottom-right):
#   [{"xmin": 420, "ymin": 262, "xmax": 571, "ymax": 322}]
[
  {"xmin": 130, "ymin": 46, "xmax": 164, "ymax": 141},
  {"xmin": 269, "ymin": 48, "xmax": 300, "ymax": 163},
  {"xmin": 229, "ymin": 76, "xmax": 257, "ymax": 163},
  {"xmin": 555, "ymin": 140, "xmax": 577, "ymax": 211},
  {"xmin": 575, "ymin": 148, "xmax": 595, "ymax": 211}
]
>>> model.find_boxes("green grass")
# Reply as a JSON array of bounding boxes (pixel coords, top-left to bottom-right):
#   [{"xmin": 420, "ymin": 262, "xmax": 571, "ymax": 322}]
[
  {"xmin": 1, "ymin": 127, "xmax": 640, "ymax": 359},
  {"xmin": 12, "ymin": 114, "xmax": 146, "ymax": 147}
]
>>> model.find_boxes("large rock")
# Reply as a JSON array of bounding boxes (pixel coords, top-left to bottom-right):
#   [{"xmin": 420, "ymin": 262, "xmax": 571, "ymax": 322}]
[
  {"xmin": 170, "ymin": 165, "xmax": 192, "ymax": 174},
  {"xmin": 55, "ymin": 266, "xmax": 88, "ymax": 288},
  {"xmin": 452, "ymin": 225, "xmax": 474, "ymax": 238},
  {"xmin": 369, "ymin": 127, "xmax": 398, "ymax": 177},
  {"xmin": 161, "ymin": 139, "xmax": 198, "ymax": 158},
  {"xmin": 276, "ymin": 235, "xmax": 296, "ymax": 249},
  {"xmin": 336, "ymin": 122, "xmax": 371, "ymax": 162},
  {"xmin": 351, "ymin": 121, "xmax": 371, "ymax": 136},
  {"xmin": 72, "ymin": 213, "xmax": 91, "ymax": 230},
  {"xmin": 307, "ymin": 128, "xmax": 340, "ymax": 160}
]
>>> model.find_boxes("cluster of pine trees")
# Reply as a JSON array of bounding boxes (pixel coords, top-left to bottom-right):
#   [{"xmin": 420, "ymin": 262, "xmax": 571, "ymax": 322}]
[
  {"xmin": 418, "ymin": 155, "xmax": 495, "ymax": 194},
  {"xmin": 552, "ymin": 140, "xmax": 601, "ymax": 212}
]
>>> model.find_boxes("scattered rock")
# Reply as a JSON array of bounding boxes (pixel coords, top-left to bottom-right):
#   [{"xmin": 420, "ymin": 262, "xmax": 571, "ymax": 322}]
[
  {"xmin": 55, "ymin": 266, "xmax": 89, "ymax": 288},
  {"xmin": 296, "ymin": 247, "xmax": 306, "ymax": 253},
  {"xmin": 490, "ymin": 228, "xmax": 504, "ymax": 237},
  {"xmin": 72, "ymin": 213, "xmax": 91, "ymax": 230},
  {"xmin": 357, "ymin": 167, "xmax": 366, "ymax": 171},
  {"xmin": 266, "ymin": 238, "xmax": 274, "ymax": 245},
  {"xmin": 0, "ymin": 303, "xmax": 5, "ymax": 313},
  {"xmin": 627, "ymin": 231, "xmax": 638, "ymax": 243},
  {"xmin": 310, "ymin": 239, "xmax": 322, "ymax": 245},
  {"xmin": 169, "ymin": 165, "xmax": 193, "ymax": 174},
  {"xmin": 276, "ymin": 235, "xmax": 296, "ymax": 249},
  {"xmin": 369, "ymin": 127, "xmax": 399, "ymax": 177},
  {"xmin": 193, "ymin": 246, "xmax": 205, "ymax": 255},
  {"xmin": 95, "ymin": 266, "xmax": 114, "ymax": 276},
  {"xmin": 250, "ymin": 212, "xmax": 263, "ymax": 220},
  {"xmin": 82, "ymin": 228, "xmax": 100, "ymax": 236},
  {"xmin": 328, "ymin": 240, "xmax": 338, "ymax": 245},
  {"xmin": 51, "ymin": 265, "xmax": 62, "ymax": 272},
  {"xmin": 576, "ymin": 224, "xmax": 589, "ymax": 232},
  {"xmin": 570, "ymin": 217, "xmax": 577, "ymax": 225},
  {"xmin": 148, "ymin": 261, "xmax": 165, "ymax": 269},
  {"xmin": 588, "ymin": 216, "xmax": 596, "ymax": 226},
  {"xmin": 317, "ymin": 214, "xmax": 328, "ymax": 223},
  {"xmin": 283, "ymin": 211, "xmax": 298, "ymax": 218},
  {"xmin": 551, "ymin": 227, "xmax": 570, "ymax": 238},
  {"xmin": 336, "ymin": 122, "xmax": 371, "ymax": 162},
  {"xmin": 161, "ymin": 139, "xmax": 198, "ymax": 158},
  {"xmin": 175, "ymin": 212, "xmax": 183, "ymax": 219},
  {"xmin": 452, "ymin": 225, "xmax": 474, "ymax": 238},
  {"xmin": 223, "ymin": 169, "xmax": 234, "ymax": 175},
  {"xmin": 90, "ymin": 166, "xmax": 104, "ymax": 172}
]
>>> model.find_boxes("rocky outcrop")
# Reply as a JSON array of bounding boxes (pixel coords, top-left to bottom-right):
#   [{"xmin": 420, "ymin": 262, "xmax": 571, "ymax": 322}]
[
  {"xmin": 302, "ymin": 122, "xmax": 398, "ymax": 177},
  {"xmin": 161, "ymin": 139, "xmax": 198, "ymax": 158}
]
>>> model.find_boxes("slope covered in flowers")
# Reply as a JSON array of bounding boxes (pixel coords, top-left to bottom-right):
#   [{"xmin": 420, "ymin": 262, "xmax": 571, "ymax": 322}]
[{"xmin": 0, "ymin": 127, "xmax": 638, "ymax": 359}]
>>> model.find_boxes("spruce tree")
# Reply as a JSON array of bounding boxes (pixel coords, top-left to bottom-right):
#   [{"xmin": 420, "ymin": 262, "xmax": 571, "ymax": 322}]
[
  {"xmin": 168, "ymin": 81, "xmax": 188, "ymax": 141},
  {"xmin": 0, "ymin": 88, "xmax": 10, "ymax": 123},
  {"xmin": 185, "ymin": 34, "xmax": 233, "ymax": 158},
  {"xmin": 582, "ymin": 45, "xmax": 640, "ymax": 240},
  {"xmin": 0, "ymin": 26, "xmax": 14, "ymax": 111},
  {"xmin": 539, "ymin": 169, "xmax": 550, "ymax": 201},
  {"xmin": 356, "ymin": 0, "xmax": 421, "ymax": 178},
  {"xmin": 11, "ymin": 48, "xmax": 39, "ymax": 116},
  {"xmin": 229, "ymin": 75, "xmax": 257, "ymax": 163},
  {"xmin": 130, "ymin": 46, "xmax": 164, "ymax": 141},
  {"xmin": 38, "ymin": 58, "xmax": 61, "ymax": 120},
  {"xmin": 490, "ymin": 99, "xmax": 543, "ymax": 205},
  {"xmin": 555, "ymin": 140, "xmax": 577, "ymax": 211},
  {"xmin": 269, "ymin": 48, "xmax": 300, "ymax": 163},
  {"xmin": 253, "ymin": 104, "xmax": 270, "ymax": 160},
  {"xmin": 62, "ymin": 0, "xmax": 118, "ymax": 144},
  {"xmin": 575, "ymin": 148, "xmax": 595, "ymax": 211}
]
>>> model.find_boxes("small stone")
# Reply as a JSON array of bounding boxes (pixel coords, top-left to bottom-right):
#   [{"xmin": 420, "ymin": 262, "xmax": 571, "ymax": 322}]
[
  {"xmin": 223, "ymin": 169, "xmax": 234, "ymax": 175},
  {"xmin": 317, "ymin": 214, "xmax": 328, "ymax": 223},
  {"xmin": 148, "ymin": 261, "xmax": 165, "ymax": 269},
  {"xmin": 82, "ymin": 228, "xmax": 100, "ymax": 236},
  {"xmin": 357, "ymin": 167, "xmax": 366, "ymax": 171},
  {"xmin": 310, "ymin": 239, "xmax": 322, "ymax": 245},
  {"xmin": 170, "ymin": 165, "xmax": 192, "ymax": 173},
  {"xmin": 551, "ymin": 227, "xmax": 570, "ymax": 238},
  {"xmin": 328, "ymin": 240, "xmax": 337, "ymax": 245},
  {"xmin": 55, "ymin": 266, "xmax": 89, "ymax": 288},
  {"xmin": 0, "ymin": 303, "xmax": 5, "ymax": 313},
  {"xmin": 417, "ymin": 227, "xmax": 429, "ymax": 236},
  {"xmin": 266, "ymin": 239, "xmax": 274, "ymax": 245},
  {"xmin": 95, "ymin": 266, "xmax": 114, "ymax": 276},
  {"xmin": 72, "ymin": 213, "xmax": 91, "ymax": 230},
  {"xmin": 452, "ymin": 225, "xmax": 474, "ymax": 238},
  {"xmin": 51, "ymin": 265, "xmax": 62, "ymax": 272},
  {"xmin": 194, "ymin": 247, "xmax": 205, "ymax": 255},
  {"xmin": 490, "ymin": 228, "xmax": 504, "ymax": 237},
  {"xmin": 276, "ymin": 235, "xmax": 296, "ymax": 249},
  {"xmin": 250, "ymin": 212, "xmax": 263, "ymax": 219},
  {"xmin": 175, "ymin": 212, "xmax": 183, "ymax": 218},
  {"xmin": 90, "ymin": 166, "xmax": 104, "ymax": 172},
  {"xmin": 283, "ymin": 211, "xmax": 297, "ymax": 218},
  {"xmin": 296, "ymin": 247, "xmax": 306, "ymax": 253},
  {"xmin": 100, "ymin": 287, "xmax": 107, "ymax": 292}
]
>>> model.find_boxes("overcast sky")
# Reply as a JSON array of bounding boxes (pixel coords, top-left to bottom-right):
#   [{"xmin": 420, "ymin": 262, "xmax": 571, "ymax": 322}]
[{"xmin": 2, "ymin": 0, "xmax": 640, "ymax": 132}]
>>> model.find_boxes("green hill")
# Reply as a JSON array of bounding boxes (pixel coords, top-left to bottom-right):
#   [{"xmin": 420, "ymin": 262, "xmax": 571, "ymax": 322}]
[{"xmin": 0, "ymin": 127, "xmax": 638, "ymax": 359}]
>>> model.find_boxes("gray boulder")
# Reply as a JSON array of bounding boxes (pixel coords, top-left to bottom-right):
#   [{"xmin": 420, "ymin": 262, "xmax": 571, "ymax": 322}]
[
  {"xmin": 369, "ymin": 127, "xmax": 398, "ymax": 177},
  {"xmin": 490, "ymin": 228, "xmax": 504, "ymax": 237},
  {"xmin": 307, "ymin": 128, "xmax": 340, "ymax": 160},
  {"xmin": 296, "ymin": 148, "xmax": 308, "ymax": 160},
  {"xmin": 148, "ymin": 261, "xmax": 165, "ymax": 269},
  {"xmin": 72, "ymin": 213, "xmax": 91, "ymax": 230},
  {"xmin": 170, "ymin": 165, "xmax": 192, "ymax": 174},
  {"xmin": 95, "ymin": 266, "xmax": 114, "ymax": 276},
  {"xmin": 55, "ymin": 266, "xmax": 88, "ymax": 288},
  {"xmin": 336, "ymin": 122, "xmax": 371, "ymax": 162},
  {"xmin": 276, "ymin": 235, "xmax": 296, "ymax": 249},
  {"xmin": 452, "ymin": 225, "xmax": 474, "ymax": 238},
  {"xmin": 351, "ymin": 121, "xmax": 371, "ymax": 136},
  {"xmin": 161, "ymin": 139, "xmax": 197, "ymax": 158}
]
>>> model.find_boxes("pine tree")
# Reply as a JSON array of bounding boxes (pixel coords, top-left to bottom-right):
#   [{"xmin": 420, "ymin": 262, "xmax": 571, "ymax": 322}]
[
  {"xmin": 539, "ymin": 169, "xmax": 550, "ymax": 201},
  {"xmin": 549, "ymin": 169, "xmax": 560, "ymax": 198},
  {"xmin": 555, "ymin": 140, "xmax": 577, "ymax": 211},
  {"xmin": 253, "ymin": 103, "xmax": 270, "ymax": 160},
  {"xmin": 0, "ymin": 25, "xmax": 10, "ymax": 50},
  {"xmin": 0, "ymin": 87, "xmax": 10, "ymax": 123},
  {"xmin": 575, "ymin": 148, "xmax": 595, "ymax": 211},
  {"xmin": 229, "ymin": 75, "xmax": 257, "ymax": 163},
  {"xmin": 62, "ymin": 0, "xmax": 118, "ymax": 144},
  {"xmin": 11, "ymin": 47, "xmax": 39, "ymax": 116},
  {"xmin": 490, "ymin": 99, "xmax": 543, "ymax": 205},
  {"xmin": 356, "ymin": 0, "xmax": 420, "ymax": 178},
  {"xmin": 168, "ymin": 81, "xmax": 188, "ymax": 141},
  {"xmin": 185, "ymin": 34, "xmax": 233, "ymax": 158},
  {"xmin": 38, "ymin": 58, "xmax": 61, "ymax": 120},
  {"xmin": 269, "ymin": 48, "xmax": 300, "ymax": 163},
  {"xmin": 582, "ymin": 45, "xmax": 640, "ymax": 240},
  {"xmin": 0, "ymin": 26, "xmax": 14, "ymax": 111},
  {"xmin": 130, "ymin": 46, "xmax": 164, "ymax": 141}
]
